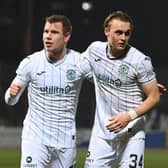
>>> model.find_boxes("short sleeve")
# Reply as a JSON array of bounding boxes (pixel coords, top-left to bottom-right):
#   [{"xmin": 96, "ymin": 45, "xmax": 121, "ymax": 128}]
[
  {"xmin": 137, "ymin": 56, "xmax": 156, "ymax": 84},
  {"xmin": 15, "ymin": 56, "xmax": 32, "ymax": 85}
]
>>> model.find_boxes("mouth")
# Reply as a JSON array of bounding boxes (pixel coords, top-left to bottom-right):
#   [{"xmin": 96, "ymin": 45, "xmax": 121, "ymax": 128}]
[
  {"xmin": 45, "ymin": 42, "xmax": 52, "ymax": 48},
  {"xmin": 118, "ymin": 43, "xmax": 126, "ymax": 48}
]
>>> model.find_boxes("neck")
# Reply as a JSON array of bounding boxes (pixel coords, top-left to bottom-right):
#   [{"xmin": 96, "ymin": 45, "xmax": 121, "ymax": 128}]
[
  {"xmin": 47, "ymin": 48, "xmax": 67, "ymax": 63},
  {"xmin": 108, "ymin": 45, "xmax": 123, "ymax": 58},
  {"xmin": 106, "ymin": 44, "xmax": 130, "ymax": 60}
]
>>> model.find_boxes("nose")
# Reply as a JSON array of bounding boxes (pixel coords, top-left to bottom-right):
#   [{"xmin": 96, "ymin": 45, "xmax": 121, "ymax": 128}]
[
  {"xmin": 47, "ymin": 34, "xmax": 51, "ymax": 39},
  {"xmin": 46, "ymin": 32, "xmax": 52, "ymax": 39},
  {"xmin": 121, "ymin": 33, "xmax": 126, "ymax": 40}
]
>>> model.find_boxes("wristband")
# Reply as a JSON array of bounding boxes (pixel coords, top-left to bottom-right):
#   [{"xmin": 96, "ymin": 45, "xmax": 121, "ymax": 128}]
[{"xmin": 128, "ymin": 110, "xmax": 138, "ymax": 120}]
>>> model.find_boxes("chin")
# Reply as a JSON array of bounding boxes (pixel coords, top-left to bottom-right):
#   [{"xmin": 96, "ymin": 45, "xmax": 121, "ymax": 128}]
[
  {"xmin": 45, "ymin": 48, "xmax": 52, "ymax": 52},
  {"xmin": 119, "ymin": 46, "xmax": 126, "ymax": 50}
]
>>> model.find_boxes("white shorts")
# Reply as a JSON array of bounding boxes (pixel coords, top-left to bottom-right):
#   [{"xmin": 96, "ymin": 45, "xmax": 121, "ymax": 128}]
[
  {"xmin": 84, "ymin": 130, "xmax": 145, "ymax": 168},
  {"xmin": 20, "ymin": 140, "xmax": 76, "ymax": 168}
]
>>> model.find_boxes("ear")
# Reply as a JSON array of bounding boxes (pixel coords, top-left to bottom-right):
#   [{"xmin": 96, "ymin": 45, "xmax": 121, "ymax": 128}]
[
  {"xmin": 64, "ymin": 32, "xmax": 71, "ymax": 43},
  {"xmin": 104, "ymin": 27, "xmax": 110, "ymax": 37}
]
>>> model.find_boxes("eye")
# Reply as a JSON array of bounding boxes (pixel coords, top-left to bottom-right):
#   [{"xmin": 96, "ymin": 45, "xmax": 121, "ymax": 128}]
[
  {"xmin": 51, "ymin": 30, "xmax": 61, "ymax": 35},
  {"xmin": 116, "ymin": 30, "xmax": 123, "ymax": 35},
  {"xmin": 125, "ymin": 31, "xmax": 130, "ymax": 36},
  {"xmin": 43, "ymin": 29, "xmax": 48, "ymax": 33},
  {"xmin": 115, "ymin": 30, "xmax": 131, "ymax": 36},
  {"xmin": 51, "ymin": 30, "xmax": 57, "ymax": 34}
]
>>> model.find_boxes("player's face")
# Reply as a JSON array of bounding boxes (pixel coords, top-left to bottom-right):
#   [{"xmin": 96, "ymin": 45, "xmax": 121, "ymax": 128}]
[
  {"xmin": 104, "ymin": 19, "xmax": 132, "ymax": 56},
  {"xmin": 43, "ymin": 21, "xmax": 70, "ymax": 58}
]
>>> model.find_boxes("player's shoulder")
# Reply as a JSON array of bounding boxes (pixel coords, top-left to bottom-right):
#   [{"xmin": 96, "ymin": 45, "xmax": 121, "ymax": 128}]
[
  {"xmin": 19, "ymin": 50, "xmax": 44, "ymax": 68},
  {"xmin": 86, "ymin": 41, "xmax": 107, "ymax": 56},
  {"xmin": 27, "ymin": 50, "xmax": 44, "ymax": 60},
  {"xmin": 89, "ymin": 41, "xmax": 106, "ymax": 49},
  {"xmin": 66, "ymin": 48, "xmax": 84, "ymax": 64},
  {"xmin": 128, "ymin": 46, "xmax": 151, "ymax": 61},
  {"xmin": 67, "ymin": 48, "xmax": 81, "ymax": 56}
]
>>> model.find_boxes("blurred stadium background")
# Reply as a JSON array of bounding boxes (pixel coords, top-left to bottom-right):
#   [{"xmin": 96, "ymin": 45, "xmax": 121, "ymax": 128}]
[{"xmin": 0, "ymin": 0, "xmax": 168, "ymax": 154}]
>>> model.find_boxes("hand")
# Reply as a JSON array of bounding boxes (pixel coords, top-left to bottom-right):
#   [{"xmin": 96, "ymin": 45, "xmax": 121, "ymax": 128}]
[
  {"xmin": 157, "ymin": 83, "xmax": 167, "ymax": 95},
  {"xmin": 9, "ymin": 84, "xmax": 22, "ymax": 96},
  {"xmin": 106, "ymin": 113, "xmax": 131, "ymax": 133}
]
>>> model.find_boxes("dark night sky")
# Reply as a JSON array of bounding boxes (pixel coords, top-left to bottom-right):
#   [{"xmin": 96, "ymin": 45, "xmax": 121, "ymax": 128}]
[{"xmin": 1, "ymin": 0, "xmax": 167, "ymax": 67}]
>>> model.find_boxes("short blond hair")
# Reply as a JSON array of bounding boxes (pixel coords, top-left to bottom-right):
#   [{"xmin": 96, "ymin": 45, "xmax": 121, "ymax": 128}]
[{"xmin": 104, "ymin": 10, "xmax": 134, "ymax": 30}]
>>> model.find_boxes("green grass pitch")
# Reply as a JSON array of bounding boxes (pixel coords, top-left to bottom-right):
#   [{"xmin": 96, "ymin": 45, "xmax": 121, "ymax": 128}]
[{"xmin": 0, "ymin": 148, "xmax": 167, "ymax": 167}]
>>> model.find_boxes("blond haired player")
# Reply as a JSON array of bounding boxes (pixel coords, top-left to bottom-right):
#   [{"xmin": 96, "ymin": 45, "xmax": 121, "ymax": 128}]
[{"xmin": 83, "ymin": 11, "xmax": 160, "ymax": 168}]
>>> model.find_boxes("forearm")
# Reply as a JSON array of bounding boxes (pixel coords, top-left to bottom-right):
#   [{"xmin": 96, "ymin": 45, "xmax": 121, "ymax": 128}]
[
  {"xmin": 5, "ymin": 77, "xmax": 26, "ymax": 106},
  {"xmin": 129, "ymin": 94, "xmax": 160, "ymax": 120},
  {"xmin": 106, "ymin": 96, "xmax": 160, "ymax": 133},
  {"xmin": 5, "ymin": 86, "xmax": 25, "ymax": 106},
  {"xmin": 5, "ymin": 88, "xmax": 17, "ymax": 106}
]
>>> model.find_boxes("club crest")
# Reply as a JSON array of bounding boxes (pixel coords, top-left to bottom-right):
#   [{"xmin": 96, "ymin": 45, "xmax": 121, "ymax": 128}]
[
  {"xmin": 66, "ymin": 69, "xmax": 76, "ymax": 80},
  {"xmin": 118, "ymin": 64, "xmax": 129, "ymax": 78}
]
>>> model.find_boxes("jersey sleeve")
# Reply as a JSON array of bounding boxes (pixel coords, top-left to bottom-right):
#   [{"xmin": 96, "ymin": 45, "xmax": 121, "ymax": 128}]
[
  {"xmin": 79, "ymin": 53, "xmax": 93, "ymax": 80},
  {"xmin": 81, "ymin": 42, "xmax": 103, "ymax": 82},
  {"xmin": 137, "ymin": 56, "xmax": 156, "ymax": 84},
  {"xmin": 15, "ymin": 56, "xmax": 32, "ymax": 85},
  {"xmin": 5, "ymin": 56, "xmax": 32, "ymax": 105}
]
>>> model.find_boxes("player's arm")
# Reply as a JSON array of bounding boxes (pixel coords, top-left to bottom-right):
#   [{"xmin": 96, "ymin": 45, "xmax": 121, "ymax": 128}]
[
  {"xmin": 106, "ymin": 80, "xmax": 160, "ymax": 133},
  {"xmin": 133, "ymin": 80, "xmax": 160, "ymax": 117},
  {"xmin": 5, "ymin": 78, "xmax": 26, "ymax": 106},
  {"xmin": 5, "ymin": 55, "xmax": 31, "ymax": 105}
]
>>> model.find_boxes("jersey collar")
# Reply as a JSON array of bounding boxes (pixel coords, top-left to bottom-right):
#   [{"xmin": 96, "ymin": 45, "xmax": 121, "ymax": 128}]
[{"xmin": 106, "ymin": 45, "xmax": 130, "ymax": 60}]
